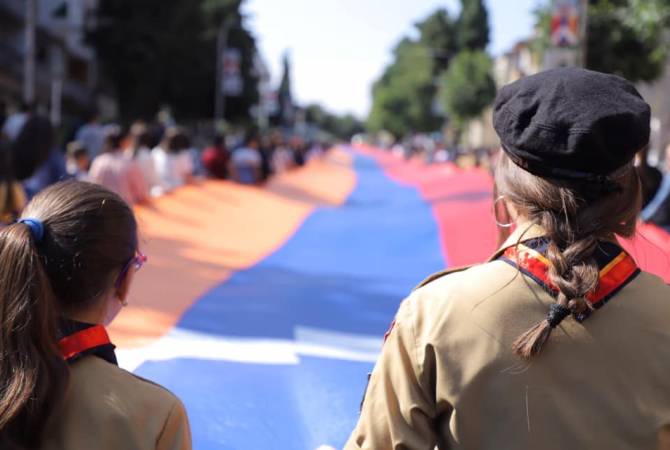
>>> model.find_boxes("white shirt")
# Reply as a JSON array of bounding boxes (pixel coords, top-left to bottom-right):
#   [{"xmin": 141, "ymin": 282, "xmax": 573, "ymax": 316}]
[
  {"xmin": 132, "ymin": 147, "xmax": 160, "ymax": 195},
  {"xmin": 272, "ymin": 147, "xmax": 294, "ymax": 174},
  {"xmin": 152, "ymin": 146, "xmax": 194, "ymax": 193}
]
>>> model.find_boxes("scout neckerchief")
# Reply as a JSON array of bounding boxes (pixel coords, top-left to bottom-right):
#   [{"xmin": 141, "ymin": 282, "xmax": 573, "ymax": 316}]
[
  {"xmin": 499, "ymin": 237, "xmax": 640, "ymax": 321},
  {"xmin": 58, "ymin": 319, "xmax": 118, "ymax": 365}
]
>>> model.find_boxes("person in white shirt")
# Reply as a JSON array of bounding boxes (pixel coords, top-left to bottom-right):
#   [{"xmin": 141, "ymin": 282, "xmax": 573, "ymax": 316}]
[
  {"xmin": 125, "ymin": 122, "xmax": 160, "ymax": 196},
  {"xmin": 152, "ymin": 128, "xmax": 194, "ymax": 194}
]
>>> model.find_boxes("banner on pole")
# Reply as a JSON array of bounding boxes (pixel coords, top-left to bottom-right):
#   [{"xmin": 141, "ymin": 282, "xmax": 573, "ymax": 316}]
[
  {"xmin": 550, "ymin": 0, "xmax": 581, "ymax": 47},
  {"xmin": 221, "ymin": 48, "xmax": 243, "ymax": 96}
]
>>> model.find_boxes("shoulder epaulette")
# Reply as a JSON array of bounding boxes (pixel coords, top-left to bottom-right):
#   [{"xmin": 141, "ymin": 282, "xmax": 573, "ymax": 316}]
[{"xmin": 413, "ymin": 265, "xmax": 475, "ymax": 291}]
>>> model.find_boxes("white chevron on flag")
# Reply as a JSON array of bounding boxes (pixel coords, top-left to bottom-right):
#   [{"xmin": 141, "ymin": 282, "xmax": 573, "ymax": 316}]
[{"xmin": 117, "ymin": 326, "xmax": 382, "ymax": 372}]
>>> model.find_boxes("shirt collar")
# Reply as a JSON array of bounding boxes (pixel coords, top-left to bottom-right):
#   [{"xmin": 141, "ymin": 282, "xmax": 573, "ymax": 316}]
[
  {"xmin": 58, "ymin": 318, "xmax": 118, "ymax": 366},
  {"xmin": 487, "ymin": 222, "xmax": 548, "ymax": 262}
]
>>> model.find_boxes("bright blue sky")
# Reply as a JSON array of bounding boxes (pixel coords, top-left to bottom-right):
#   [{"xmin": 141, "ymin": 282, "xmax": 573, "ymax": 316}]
[{"xmin": 243, "ymin": 0, "xmax": 541, "ymax": 118}]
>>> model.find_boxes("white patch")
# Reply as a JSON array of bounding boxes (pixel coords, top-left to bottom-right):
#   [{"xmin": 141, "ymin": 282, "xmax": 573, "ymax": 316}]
[{"xmin": 117, "ymin": 326, "xmax": 382, "ymax": 372}]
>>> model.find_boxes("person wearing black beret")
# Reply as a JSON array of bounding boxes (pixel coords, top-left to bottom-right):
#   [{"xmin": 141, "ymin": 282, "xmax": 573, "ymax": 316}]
[{"xmin": 347, "ymin": 67, "xmax": 670, "ymax": 450}]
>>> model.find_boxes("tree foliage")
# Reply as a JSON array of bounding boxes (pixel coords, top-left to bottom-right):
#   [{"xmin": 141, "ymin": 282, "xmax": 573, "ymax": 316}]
[
  {"xmin": 305, "ymin": 104, "xmax": 364, "ymax": 140},
  {"xmin": 439, "ymin": 50, "xmax": 496, "ymax": 131},
  {"xmin": 274, "ymin": 53, "xmax": 294, "ymax": 127},
  {"xmin": 417, "ymin": 9, "xmax": 458, "ymax": 74},
  {"xmin": 534, "ymin": 0, "xmax": 670, "ymax": 83},
  {"xmin": 456, "ymin": 0, "xmax": 490, "ymax": 51},
  {"xmin": 586, "ymin": 0, "xmax": 670, "ymax": 82},
  {"xmin": 367, "ymin": 1, "xmax": 492, "ymax": 138},
  {"xmin": 367, "ymin": 39, "xmax": 440, "ymax": 136},
  {"xmin": 89, "ymin": 0, "xmax": 259, "ymax": 122},
  {"xmin": 367, "ymin": 8, "xmax": 459, "ymax": 136}
]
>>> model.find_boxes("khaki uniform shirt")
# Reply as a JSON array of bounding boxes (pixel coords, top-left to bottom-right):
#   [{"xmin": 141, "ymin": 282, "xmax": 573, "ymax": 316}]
[
  {"xmin": 42, "ymin": 355, "xmax": 192, "ymax": 450},
  {"xmin": 347, "ymin": 224, "xmax": 670, "ymax": 450}
]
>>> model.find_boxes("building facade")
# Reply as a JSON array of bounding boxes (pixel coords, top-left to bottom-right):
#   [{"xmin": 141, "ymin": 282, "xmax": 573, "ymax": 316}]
[
  {"xmin": 461, "ymin": 40, "xmax": 541, "ymax": 151},
  {"xmin": 0, "ymin": 0, "xmax": 100, "ymax": 123}
]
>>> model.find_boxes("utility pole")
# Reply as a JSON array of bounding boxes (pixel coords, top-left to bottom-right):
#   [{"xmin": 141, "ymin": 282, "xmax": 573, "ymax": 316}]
[
  {"xmin": 50, "ymin": 45, "xmax": 64, "ymax": 126},
  {"xmin": 214, "ymin": 17, "xmax": 234, "ymax": 122},
  {"xmin": 24, "ymin": 0, "xmax": 37, "ymax": 105},
  {"xmin": 579, "ymin": 0, "xmax": 589, "ymax": 68}
]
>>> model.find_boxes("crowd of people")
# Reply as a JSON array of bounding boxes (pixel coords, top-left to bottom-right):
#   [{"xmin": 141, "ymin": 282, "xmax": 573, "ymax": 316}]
[
  {"xmin": 0, "ymin": 106, "xmax": 327, "ymax": 224},
  {"xmin": 364, "ymin": 129, "xmax": 670, "ymax": 232},
  {"xmin": 2, "ymin": 68, "xmax": 670, "ymax": 450}
]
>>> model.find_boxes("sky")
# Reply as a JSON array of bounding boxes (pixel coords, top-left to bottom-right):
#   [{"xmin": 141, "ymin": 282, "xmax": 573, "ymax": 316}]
[{"xmin": 242, "ymin": 0, "xmax": 541, "ymax": 118}]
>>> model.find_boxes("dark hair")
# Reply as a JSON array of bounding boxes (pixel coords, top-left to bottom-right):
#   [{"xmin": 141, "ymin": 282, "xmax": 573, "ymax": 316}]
[
  {"xmin": 84, "ymin": 108, "xmax": 99, "ymax": 123},
  {"xmin": 164, "ymin": 128, "xmax": 189, "ymax": 154},
  {"xmin": 129, "ymin": 122, "xmax": 151, "ymax": 158},
  {"xmin": 0, "ymin": 138, "xmax": 22, "ymax": 224},
  {"xmin": 19, "ymin": 102, "xmax": 33, "ymax": 113},
  {"xmin": 244, "ymin": 129, "xmax": 260, "ymax": 146},
  {"xmin": 66, "ymin": 141, "xmax": 88, "ymax": 160},
  {"xmin": 495, "ymin": 152, "xmax": 641, "ymax": 359},
  {"xmin": 0, "ymin": 181, "xmax": 137, "ymax": 448},
  {"xmin": 10, "ymin": 115, "xmax": 54, "ymax": 180},
  {"xmin": 101, "ymin": 127, "xmax": 123, "ymax": 154}
]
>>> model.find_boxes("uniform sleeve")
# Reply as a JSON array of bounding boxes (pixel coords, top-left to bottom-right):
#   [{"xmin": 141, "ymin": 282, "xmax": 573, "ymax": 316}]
[
  {"xmin": 345, "ymin": 298, "xmax": 438, "ymax": 450},
  {"xmin": 156, "ymin": 398, "xmax": 192, "ymax": 450}
]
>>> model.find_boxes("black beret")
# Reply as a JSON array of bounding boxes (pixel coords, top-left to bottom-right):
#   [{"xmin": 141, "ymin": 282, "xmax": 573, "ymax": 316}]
[{"xmin": 493, "ymin": 67, "xmax": 650, "ymax": 182}]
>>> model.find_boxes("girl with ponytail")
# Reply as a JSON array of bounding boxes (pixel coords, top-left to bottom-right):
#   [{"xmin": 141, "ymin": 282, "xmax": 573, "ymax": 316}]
[
  {"xmin": 0, "ymin": 181, "xmax": 191, "ymax": 450},
  {"xmin": 347, "ymin": 68, "xmax": 670, "ymax": 450}
]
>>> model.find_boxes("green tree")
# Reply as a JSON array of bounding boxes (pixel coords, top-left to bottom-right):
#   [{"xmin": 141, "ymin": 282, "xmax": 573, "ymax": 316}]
[
  {"xmin": 367, "ymin": 8, "xmax": 458, "ymax": 137},
  {"xmin": 332, "ymin": 114, "xmax": 365, "ymax": 139},
  {"xmin": 367, "ymin": 38, "xmax": 440, "ymax": 136},
  {"xmin": 457, "ymin": 0, "xmax": 490, "ymax": 51},
  {"xmin": 306, "ymin": 103, "xmax": 364, "ymax": 140},
  {"xmin": 305, "ymin": 103, "xmax": 328, "ymax": 126},
  {"xmin": 530, "ymin": 4, "xmax": 552, "ymax": 59},
  {"xmin": 274, "ymin": 52, "xmax": 295, "ymax": 127},
  {"xmin": 417, "ymin": 8, "xmax": 458, "ymax": 74},
  {"xmin": 367, "ymin": 3, "xmax": 490, "ymax": 138},
  {"xmin": 89, "ymin": 0, "xmax": 259, "ymax": 122},
  {"xmin": 439, "ymin": 50, "xmax": 496, "ymax": 135},
  {"xmin": 587, "ymin": 0, "xmax": 670, "ymax": 82}
]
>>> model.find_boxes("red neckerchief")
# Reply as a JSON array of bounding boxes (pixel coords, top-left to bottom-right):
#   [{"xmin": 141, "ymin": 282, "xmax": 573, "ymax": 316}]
[
  {"xmin": 500, "ymin": 238, "xmax": 640, "ymax": 321},
  {"xmin": 58, "ymin": 324, "xmax": 116, "ymax": 364}
]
